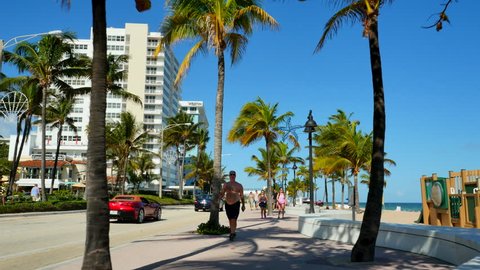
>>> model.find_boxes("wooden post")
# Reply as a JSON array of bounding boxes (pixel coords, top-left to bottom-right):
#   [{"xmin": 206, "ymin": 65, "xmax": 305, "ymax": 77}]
[{"xmin": 420, "ymin": 175, "xmax": 430, "ymax": 225}]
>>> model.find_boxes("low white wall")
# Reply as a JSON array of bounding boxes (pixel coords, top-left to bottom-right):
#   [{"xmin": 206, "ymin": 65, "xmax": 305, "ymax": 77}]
[{"xmin": 298, "ymin": 216, "xmax": 480, "ymax": 266}]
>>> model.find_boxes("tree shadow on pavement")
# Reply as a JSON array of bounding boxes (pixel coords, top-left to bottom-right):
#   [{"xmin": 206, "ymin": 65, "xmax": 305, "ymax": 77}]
[{"xmin": 131, "ymin": 215, "xmax": 454, "ymax": 270}]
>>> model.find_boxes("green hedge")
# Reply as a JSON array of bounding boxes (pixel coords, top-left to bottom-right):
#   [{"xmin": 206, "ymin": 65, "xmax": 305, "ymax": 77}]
[
  {"xmin": 0, "ymin": 193, "xmax": 192, "ymax": 214},
  {"xmin": 0, "ymin": 200, "xmax": 86, "ymax": 214}
]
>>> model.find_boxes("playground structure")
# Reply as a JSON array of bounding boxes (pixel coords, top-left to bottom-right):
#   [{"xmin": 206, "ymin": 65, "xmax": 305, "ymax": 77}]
[{"xmin": 421, "ymin": 169, "xmax": 480, "ymax": 228}]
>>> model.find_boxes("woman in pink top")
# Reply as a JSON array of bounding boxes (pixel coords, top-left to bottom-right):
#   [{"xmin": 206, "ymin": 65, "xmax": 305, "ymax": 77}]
[{"xmin": 276, "ymin": 188, "xmax": 286, "ymax": 219}]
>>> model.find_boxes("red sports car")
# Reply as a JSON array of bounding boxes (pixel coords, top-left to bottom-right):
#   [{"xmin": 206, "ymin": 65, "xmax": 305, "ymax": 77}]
[{"xmin": 109, "ymin": 195, "xmax": 162, "ymax": 223}]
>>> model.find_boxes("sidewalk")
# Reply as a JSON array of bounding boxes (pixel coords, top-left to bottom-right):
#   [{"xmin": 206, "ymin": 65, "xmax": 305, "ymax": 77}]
[{"xmin": 45, "ymin": 208, "xmax": 454, "ymax": 270}]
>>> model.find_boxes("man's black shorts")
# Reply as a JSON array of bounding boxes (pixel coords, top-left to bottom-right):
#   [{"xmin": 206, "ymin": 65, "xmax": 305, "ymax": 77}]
[{"xmin": 225, "ymin": 201, "xmax": 240, "ymax": 220}]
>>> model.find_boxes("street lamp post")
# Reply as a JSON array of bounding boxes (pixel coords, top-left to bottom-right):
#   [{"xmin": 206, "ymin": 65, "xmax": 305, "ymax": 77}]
[
  {"xmin": 292, "ymin": 162, "xmax": 297, "ymax": 205},
  {"xmin": 304, "ymin": 110, "xmax": 317, "ymax": 214},
  {"xmin": 158, "ymin": 123, "xmax": 191, "ymax": 197},
  {"xmin": 0, "ymin": 30, "xmax": 62, "ymax": 73}
]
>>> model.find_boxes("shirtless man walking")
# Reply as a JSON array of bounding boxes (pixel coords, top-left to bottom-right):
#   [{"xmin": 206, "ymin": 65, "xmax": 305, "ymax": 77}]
[{"xmin": 220, "ymin": 170, "xmax": 245, "ymax": 241}]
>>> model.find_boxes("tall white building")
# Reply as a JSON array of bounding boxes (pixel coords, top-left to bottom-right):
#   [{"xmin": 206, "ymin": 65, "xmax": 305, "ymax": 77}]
[{"xmin": 11, "ymin": 23, "xmax": 182, "ymax": 191}]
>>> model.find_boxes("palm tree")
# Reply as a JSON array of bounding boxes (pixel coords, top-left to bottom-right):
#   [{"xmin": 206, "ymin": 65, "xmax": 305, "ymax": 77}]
[
  {"xmin": 274, "ymin": 142, "xmax": 304, "ymax": 192},
  {"xmin": 185, "ymin": 151, "xmax": 214, "ymax": 193},
  {"xmin": 106, "ymin": 112, "xmax": 150, "ymax": 194},
  {"xmin": 159, "ymin": 0, "xmax": 278, "ymax": 227},
  {"xmin": 190, "ymin": 127, "xmax": 209, "ymax": 197},
  {"xmin": 294, "ymin": 165, "xmax": 313, "ymax": 203},
  {"xmin": 244, "ymin": 147, "xmax": 281, "ymax": 183},
  {"xmin": 58, "ymin": 1, "xmax": 151, "ymax": 268},
  {"xmin": 44, "ymin": 96, "xmax": 78, "ymax": 194},
  {"xmin": 228, "ymin": 97, "xmax": 293, "ymax": 215},
  {"xmin": 315, "ymin": 0, "xmax": 393, "ymax": 261},
  {"xmin": 129, "ymin": 152, "xmax": 156, "ymax": 193},
  {"xmin": 66, "ymin": 54, "xmax": 142, "ymax": 105},
  {"xmin": 360, "ymin": 153, "xmax": 396, "ymax": 187},
  {"xmin": 0, "ymin": 83, "xmax": 41, "ymax": 196},
  {"xmin": 3, "ymin": 32, "xmax": 89, "ymax": 201},
  {"xmin": 162, "ymin": 112, "xmax": 200, "ymax": 199},
  {"xmin": 315, "ymin": 112, "xmax": 372, "ymax": 213},
  {"xmin": 286, "ymin": 177, "xmax": 305, "ymax": 207}
]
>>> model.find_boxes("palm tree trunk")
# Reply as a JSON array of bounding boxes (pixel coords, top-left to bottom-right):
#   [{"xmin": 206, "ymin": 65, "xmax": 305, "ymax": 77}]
[
  {"xmin": 354, "ymin": 173, "xmax": 360, "ymax": 211},
  {"xmin": 351, "ymin": 16, "xmax": 386, "ymax": 263},
  {"xmin": 176, "ymin": 147, "xmax": 181, "ymax": 198},
  {"xmin": 331, "ymin": 177, "xmax": 336, "ymax": 209},
  {"xmin": 82, "ymin": 0, "xmax": 112, "ymax": 268},
  {"xmin": 40, "ymin": 87, "xmax": 47, "ymax": 201},
  {"xmin": 114, "ymin": 158, "xmax": 124, "ymax": 193},
  {"xmin": 50, "ymin": 128, "xmax": 63, "ymax": 194},
  {"xmin": 7, "ymin": 117, "xmax": 26, "ymax": 196},
  {"xmin": 178, "ymin": 142, "xmax": 186, "ymax": 199},
  {"xmin": 122, "ymin": 156, "xmax": 128, "ymax": 194},
  {"xmin": 208, "ymin": 50, "xmax": 225, "ymax": 226},
  {"xmin": 341, "ymin": 180, "xmax": 345, "ymax": 209},
  {"xmin": 324, "ymin": 177, "xmax": 329, "ymax": 209}
]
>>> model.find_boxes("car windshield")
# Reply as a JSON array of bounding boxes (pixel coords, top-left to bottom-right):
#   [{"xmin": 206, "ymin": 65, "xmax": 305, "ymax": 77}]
[
  {"xmin": 114, "ymin": 196, "xmax": 135, "ymax": 201},
  {"xmin": 199, "ymin": 195, "xmax": 212, "ymax": 200}
]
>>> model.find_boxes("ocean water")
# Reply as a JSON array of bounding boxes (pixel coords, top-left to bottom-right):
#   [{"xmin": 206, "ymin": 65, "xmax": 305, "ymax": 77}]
[{"xmin": 359, "ymin": 202, "xmax": 422, "ymax": 212}]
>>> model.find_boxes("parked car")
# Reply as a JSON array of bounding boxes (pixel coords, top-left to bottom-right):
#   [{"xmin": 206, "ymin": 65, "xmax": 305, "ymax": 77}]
[
  {"xmin": 194, "ymin": 194, "xmax": 224, "ymax": 212},
  {"xmin": 109, "ymin": 195, "xmax": 162, "ymax": 223}
]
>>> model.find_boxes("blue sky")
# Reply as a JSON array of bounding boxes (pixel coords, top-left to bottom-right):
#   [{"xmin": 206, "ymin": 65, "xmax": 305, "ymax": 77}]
[{"xmin": 1, "ymin": 1, "xmax": 479, "ymax": 203}]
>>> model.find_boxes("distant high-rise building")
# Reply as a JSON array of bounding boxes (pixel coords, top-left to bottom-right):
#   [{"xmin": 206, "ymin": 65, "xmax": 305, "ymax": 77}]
[
  {"xmin": 11, "ymin": 23, "xmax": 182, "ymax": 192},
  {"xmin": 179, "ymin": 101, "xmax": 209, "ymax": 187}
]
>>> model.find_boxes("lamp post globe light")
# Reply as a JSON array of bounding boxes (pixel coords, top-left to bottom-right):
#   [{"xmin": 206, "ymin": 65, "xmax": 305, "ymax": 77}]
[
  {"xmin": 304, "ymin": 110, "xmax": 317, "ymax": 214},
  {"xmin": 158, "ymin": 122, "xmax": 191, "ymax": 197},
  {"xmin": 0, "ymin": 30, "xmax": 62, "ymax": 73}
]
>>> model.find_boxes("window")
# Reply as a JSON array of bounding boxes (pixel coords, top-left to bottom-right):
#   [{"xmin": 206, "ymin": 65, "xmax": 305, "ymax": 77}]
[
  {"xmin": 106, "ymin": 112, "xmax": 121, "ymax": 119},
  {"xmin": 107, "ymin": 35, "xmax": 125, "ymax": 42},
  {"xmin": 145, "ymin": 96, "xmax": 156, "ymax": 104},
  {"xmin": 147, "ymin": 67, "xmax": 157, "ymax": 74},
  {"xmin": 107, "ymin": 103, "xmax": 121, "ymax": 109},
  {"xmin": 72, "ymin": 107, "xmax": 83, "ymax": 113},
  {"xmin": 145, "ymin": 105, "xmax": 156, "ymax": 111},
  {"xmin": 107, "ymin": 45, "xmax": 125, "ymax": 51}
]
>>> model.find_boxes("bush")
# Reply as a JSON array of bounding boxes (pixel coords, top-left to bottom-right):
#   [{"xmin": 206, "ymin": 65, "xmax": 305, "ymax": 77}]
[
  {"xmin": 197, "ymin": 221, "xmax": 230, "ymax": 235},
  {"xmin": 54, "ymin": 200, "xmax": 87, "ymax": 211},
  {"xmin": 49, "ymin": 190, "xmax": 79, "ymax": 201},
  {"xmin": 0, "ymin": 193, "xmax": 191, "ymax": 214},
  {"xmin": 0, "ymin": 200, "xmax": 86, "ymax": 214}
]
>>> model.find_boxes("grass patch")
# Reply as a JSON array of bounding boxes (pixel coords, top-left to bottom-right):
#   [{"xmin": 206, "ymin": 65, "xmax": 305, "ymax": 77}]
[{"xmin": 197, "ymin": 221, "xmax": 230, "ymax": 235}]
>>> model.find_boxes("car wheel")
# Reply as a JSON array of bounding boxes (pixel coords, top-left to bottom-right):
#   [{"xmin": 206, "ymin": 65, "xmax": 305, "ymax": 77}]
[
  {"xmin": 137, "ymin": 209, "xmax": 145, "ymax": 223},
  {"xmin": 154, "ymin": 208, "xmax": 162, "ymax": 221}
]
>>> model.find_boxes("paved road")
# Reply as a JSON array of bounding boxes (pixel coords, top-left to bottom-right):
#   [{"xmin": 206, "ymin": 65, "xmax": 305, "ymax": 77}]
[{"xmin": 0, "ymin": 205, "xmax": 206, "ymax": 270}]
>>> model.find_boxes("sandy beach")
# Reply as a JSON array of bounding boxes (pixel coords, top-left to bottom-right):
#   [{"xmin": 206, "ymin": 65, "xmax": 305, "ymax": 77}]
[
  {"xmin": 329, "ymin": 208, "xmax": 423, "ymax": 225},
  {"xmin": 357, "ymin": 209, "xmax": 422, "ymax": 224}
]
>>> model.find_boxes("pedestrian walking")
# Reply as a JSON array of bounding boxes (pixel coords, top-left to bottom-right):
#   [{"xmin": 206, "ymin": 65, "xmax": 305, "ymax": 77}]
[
  {"xmin": 220, "ymin": 170, "xmax": 246, "ymax": 241},
  {"xmin": 248, "ymin": 191, "xmax": 255, "ymax": 210},
  {"xmin": 254, "ymin": 190, "xmax": 259, "ymax": 210},
  {"xmin": 258, "ymin": 190, "xmax": 267, "ymax": 219},
  {"xmin": 31, "ymin": 184, "xmax": 40, "ymax": 202},
  {"xmin": 276, "ymin": 187, "xmax": 286, "ymax": 219}
]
